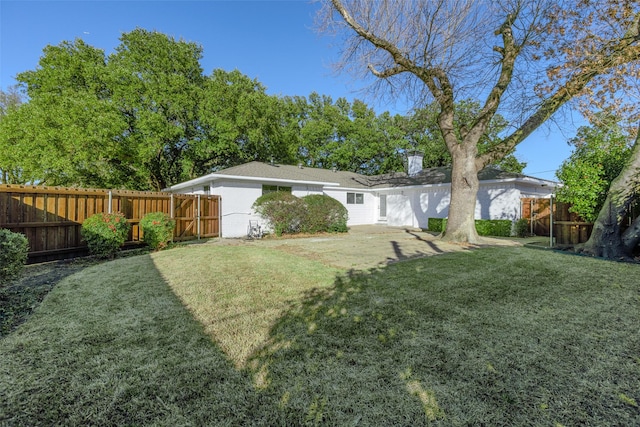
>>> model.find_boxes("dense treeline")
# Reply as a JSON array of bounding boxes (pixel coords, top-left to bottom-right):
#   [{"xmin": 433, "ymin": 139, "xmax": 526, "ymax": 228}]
[{"xmin": 0, "ymin": 29, "xmax": 522, "ymax": 190}]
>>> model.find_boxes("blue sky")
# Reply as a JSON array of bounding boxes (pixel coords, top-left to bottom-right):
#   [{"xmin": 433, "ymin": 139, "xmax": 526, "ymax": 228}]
[{"xmin": 0, "ymin": 0, "xmax": 577, "ymax": 180}]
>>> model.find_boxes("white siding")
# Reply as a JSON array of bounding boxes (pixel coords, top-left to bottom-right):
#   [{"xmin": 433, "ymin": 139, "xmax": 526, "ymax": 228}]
[
  {"xmin": 476, "ymin": 183, "xmax": 520, "ymax": 220},
  {"xmin": 323, "ymin": 189, "xmax": 375, "ymax": 225}
]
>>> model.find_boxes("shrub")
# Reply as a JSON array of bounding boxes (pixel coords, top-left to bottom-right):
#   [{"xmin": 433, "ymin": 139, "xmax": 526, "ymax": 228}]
[
  {"xmin": 253, "ymin": 192, "xmax": 306, "ymax": 236},
  {"xmin": 475, "ymin": 219, "xmax": 512, "ymax": 237},
  {"xmin": 428, "ymin": 217, "xmax": 447, "ymax": 233},
  {"xmin": 140, "ymin": 212, "xmax": 175, "ymax": 250},
  {"xmin": 0, "ymin": 229, "xmax": 29, "ymax": 284},
  {"xmin": 428, "ymin": 218, "xmax": 513, "ymax": 237},
  {"xmin": 81, "ymin": 212, "xmax": 131, "ymax": 259},
  {"xmin": 514, "ymin": 218, "xmax": 530, "ymax": 238},
  {"xmin": 301, "ymin": 194, "xmax": 348, "ymax": 233}
]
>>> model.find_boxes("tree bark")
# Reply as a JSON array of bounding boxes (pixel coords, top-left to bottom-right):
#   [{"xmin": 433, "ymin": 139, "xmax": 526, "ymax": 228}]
[
  {"xmin": 581, "ymin": 133, "xmax": 640, "ymax": 258},
  {"xmin": 443, "ymin": 144, "xmax": 481, "ymax": 244}
]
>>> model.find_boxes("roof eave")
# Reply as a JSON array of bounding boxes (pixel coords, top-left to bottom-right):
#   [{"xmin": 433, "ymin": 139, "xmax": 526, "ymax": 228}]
[{"xmin": 165, "ymin": 173, "xmax": 340, "ymax": 191}]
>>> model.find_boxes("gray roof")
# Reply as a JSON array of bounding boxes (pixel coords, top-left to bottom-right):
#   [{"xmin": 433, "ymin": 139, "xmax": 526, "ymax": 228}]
[{"xmin": 213, "ymin": 161, "xmax": 545, "ymax": 189}]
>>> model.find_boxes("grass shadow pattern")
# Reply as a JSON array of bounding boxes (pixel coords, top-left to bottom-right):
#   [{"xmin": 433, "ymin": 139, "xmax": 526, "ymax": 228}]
[
  {"xmin": 1, "ymin": 245, "xmax": 640, "ymax": 425},
  {"xmin": 249, "ymin": 248, "xmax": 640, "ymax": 425}
]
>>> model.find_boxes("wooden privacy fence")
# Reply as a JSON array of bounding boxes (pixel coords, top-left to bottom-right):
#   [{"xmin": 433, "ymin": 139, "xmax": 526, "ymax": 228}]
[
  {"xmin": 0, "ymin": 185, "xmax": 220, "ymax": 263},
  {"xmin": 521, "ymin": 197, "xmax": 592, "ymax": 246}
]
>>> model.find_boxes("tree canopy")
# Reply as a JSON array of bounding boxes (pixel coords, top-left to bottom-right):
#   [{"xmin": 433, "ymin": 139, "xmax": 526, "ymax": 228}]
[
  {"xmin": 0, "ymin": 28, "xmax": 527, "ymax": 190},
  {"xmin": 556, "ymin": 114, "xmax": 634, "ymax": 222}
]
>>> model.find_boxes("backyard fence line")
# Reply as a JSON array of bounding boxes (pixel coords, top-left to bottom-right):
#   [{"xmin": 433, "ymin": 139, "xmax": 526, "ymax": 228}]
[
  {"xmin": 0, "ymin": 184, "xmax": 220, "ymax": 263},
  {"xmin": 521, "ymin": 197, "xmax": 593, "ymax": 246}
]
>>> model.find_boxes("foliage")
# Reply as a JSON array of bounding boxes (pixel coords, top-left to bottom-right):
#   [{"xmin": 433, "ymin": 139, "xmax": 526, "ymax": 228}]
[
  {"xmin": 252, "ymin": 192, "xmax": 306, "ymax": 236},
  {"xmin": 428, "ymin": 217, "xmax": 447, "ymax": 233},
  {"xmin": 81, "ymin": 212, "xmax": 131, "ymax": 258},
  {"xmin": 475, "ymin": 219, "xmax": 512, "ymax": 237},
  {"xmin": 300, "ymin": 194, "xmax": 348, "ymax": 233},
  {"xmin": 403, "ymin": 100, "xmax": 526, "ymax": 173},
  {"xmin": 514, "ymin": 218, "xmax": 530, "ymax": 238},
  {"xmin": 556, "ymin": 116, "xmax": 633, "ymax": 222},
  {"xmin": 140, "ymin": 212, "xmax": 175, "ymax": 250},
  {"xmin": 0, "ymin": 229, "xmax": 29, "ymax": 284},
  {"xmin": 429, "ymin": 218, "xmax": 513, "ymax": 237}
]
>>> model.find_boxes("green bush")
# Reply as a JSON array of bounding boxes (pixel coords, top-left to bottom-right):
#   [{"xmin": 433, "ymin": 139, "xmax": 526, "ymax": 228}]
[
  {"xmin": 428, "ymin": 217, "xmax": 447, "ymax": 233},
  {"xmin": 428, "ymin": 218, "xmax": 513, "ymax": 237},
  {"xmin": 475, "ymin": 219, "xmax": 512, "ymax": 237},
  {"xmin": 81, "ymin": 212, "xmax": 131, "ymax": 259},
  {"xmin": 0, "ymin": 229, "xmax": 29, "ymax": 284},
  {"xmin": 301, "ymin": 194, "xmax": 348, "ymax": 233},
  {"xmin": 514, "ymin": 218, "xmax": 530, "ymax": 238},
  {"xmin": 140, "ymin": 212, "xmax": 175, "ymax": 250},
  {"xmin": 140, "ymin": 212, "xmax": 176, "ymax": 250},
  {"xmin": 253, "ymin": 192, "xmax": 306, "ymax": 236}
]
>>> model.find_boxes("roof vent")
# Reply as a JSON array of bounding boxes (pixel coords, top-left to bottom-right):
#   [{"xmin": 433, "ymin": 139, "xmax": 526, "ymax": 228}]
[
  {"xmin": 332, "ymin": 166, "xmax": 337, "ymax": 172},
  {"xmin": 406, "ymin": 150, "xmax": 424, "ymax": 177},
  {"xmin": 298, "ymin": 162, "xmax": 303, "ymax": 169}
]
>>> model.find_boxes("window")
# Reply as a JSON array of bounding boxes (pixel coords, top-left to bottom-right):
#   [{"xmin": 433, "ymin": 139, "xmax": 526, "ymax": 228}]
[
  {"xmin": 203, "ymin": 185, "xmax": 210, "ymax": 194},
  {"xmin": 347, "ymin": 192, "xmax": 364, "ymax": 204},
  {"xmin": 262, "ymin": 185, "xmax": 292, "ymax": 195}
]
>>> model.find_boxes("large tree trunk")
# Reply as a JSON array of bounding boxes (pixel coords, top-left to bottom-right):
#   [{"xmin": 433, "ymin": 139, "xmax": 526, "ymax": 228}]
[
  {"xmin": 442, "ymin": 145, "xmax": 481, "ymax": 244},
  {"xmin": 581, "ymin": 135, "xmax": 640, "ymax": 259}
]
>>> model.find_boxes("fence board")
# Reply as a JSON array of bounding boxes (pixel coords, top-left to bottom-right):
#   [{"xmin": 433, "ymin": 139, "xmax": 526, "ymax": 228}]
[
  {"xmin": 521, "ymin": 198, "xmax": 593, "ymax": 246},
  {"xmin": 0, "ymin": 185, "xmax": 220, "ymax": 263}
]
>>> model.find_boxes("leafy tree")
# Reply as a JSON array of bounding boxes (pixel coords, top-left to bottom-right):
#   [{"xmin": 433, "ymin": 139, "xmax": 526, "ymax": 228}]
[
  {"xmin": 0, "ymin": 40, "xmax": 128, "ymax": 187},
  {"xmin": 319, "ymin": 0, "xmax": 640, "ymax": 243},
  {"xmin": 402, "ymin": 100, "xmax": 526, "ymax": 173},
  {"xmin": 0, "ymin": 86, "xmax": 24, "ymax": 183},
  {"xmin": 580, "ymin": 125, "xmax": 640, "ymax": 259},
  {"xmin": 287, "ymin": 93, "xmax": 407, "ymax": 175},
  {"xmin": 195, "ymin": 69, "xmax": 295, "ymax": 173},
  {"xmin": 107, "ymin": 29, "xmax": 206, "ymax": 190},
  {"xmin": 556, "ymin": 115, "xmax": 633, "ymax": 222}
]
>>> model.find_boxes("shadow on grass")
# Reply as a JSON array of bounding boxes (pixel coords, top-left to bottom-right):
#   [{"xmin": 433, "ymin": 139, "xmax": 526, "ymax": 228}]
[
  {"xmin": 248, "ymin": 248, "xmax": 640, "ymax": 426},
  {"xmin": 0, "ymin": 255, "xmax": 275, "ymax": 426},
  {"xmin": 3, "ymin": 247, "xmax": 640, "ymax": 426}
]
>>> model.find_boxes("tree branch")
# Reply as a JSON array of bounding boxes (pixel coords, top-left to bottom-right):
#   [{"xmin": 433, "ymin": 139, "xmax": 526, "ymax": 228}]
[{"xmin": 478, "ymin": 11, "xmax": 640, "ymax": 167}]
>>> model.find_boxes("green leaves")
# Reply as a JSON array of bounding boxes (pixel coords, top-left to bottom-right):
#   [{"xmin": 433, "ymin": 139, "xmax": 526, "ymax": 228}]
[{"xmin": 556, "ymin": 116, "xmax": 633, "ymax": 222}]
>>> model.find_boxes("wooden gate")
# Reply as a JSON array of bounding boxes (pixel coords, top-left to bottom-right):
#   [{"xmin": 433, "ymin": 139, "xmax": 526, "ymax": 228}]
[
  {"xmin": 0, "ymin": 185, "xmax": 221, "ymax": 263},
  {"xmin": 521, "ymin": 198, "xmax": 592, "ymax": 246}
]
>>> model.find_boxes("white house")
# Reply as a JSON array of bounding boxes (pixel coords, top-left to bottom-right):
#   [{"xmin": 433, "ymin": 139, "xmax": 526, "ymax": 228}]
[{"xmin": 165, "ymin": 153, "xmax": 557, "ymax": 237}]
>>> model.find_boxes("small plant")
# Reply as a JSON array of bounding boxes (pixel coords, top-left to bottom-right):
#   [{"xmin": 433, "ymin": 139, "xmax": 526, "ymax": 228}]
[
  {"xmin": 140, "ymin": 212, "xmax": 175, "ymax": 250},
  {"xmin": 0, "ymin": 229, "xmax": 29, "ymax": 284},
  {"xmin": 81, "ymin": 212, "xmax": 131, "ymax": 259},
  {"xmin": 514, "ymin": 218, "xmax": 530, "ymax": 238}
]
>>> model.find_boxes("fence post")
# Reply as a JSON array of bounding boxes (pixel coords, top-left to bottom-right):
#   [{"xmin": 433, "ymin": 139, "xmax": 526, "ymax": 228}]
[
  {"xmin": 170, "ymin": 194, "xmax": 174, "ymax": 218},
  {"xmin": 530, "ymin": 199, "xmax": 534, "ymax": 235},
  {"xmin": 197, "ymin": 194, "xmax": 201, "ymax": 240},
  {"xmin": 108, "ymin": 191, "xmax": 113, "ymax": 214},
  {"xmin": 549, "ymin": 195, "xmax": 553, "ymax": 247}
]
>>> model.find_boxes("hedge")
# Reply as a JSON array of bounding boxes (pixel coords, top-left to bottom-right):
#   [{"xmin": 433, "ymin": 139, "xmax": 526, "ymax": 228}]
[{"xmin": 428, "ymin": 218, "xmax": 513, "ymax": 237}]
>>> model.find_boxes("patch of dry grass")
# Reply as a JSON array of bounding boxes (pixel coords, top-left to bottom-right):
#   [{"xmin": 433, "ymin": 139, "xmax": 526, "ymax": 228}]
[{"xmin": 152, "ymin": 244, "xmax": 339, "ymax": 368}]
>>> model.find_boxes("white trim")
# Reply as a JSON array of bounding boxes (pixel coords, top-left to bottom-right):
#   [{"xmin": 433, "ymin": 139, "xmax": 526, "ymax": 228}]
[{"xmin": 166, "ymin": 173, "xmax": 340, "ymax": 191}]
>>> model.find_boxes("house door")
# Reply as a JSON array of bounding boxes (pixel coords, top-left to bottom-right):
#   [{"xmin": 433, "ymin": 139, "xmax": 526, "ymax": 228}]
[{"xmin": 379, "ymin": 194, "xmax": 387, "ymax": 219}]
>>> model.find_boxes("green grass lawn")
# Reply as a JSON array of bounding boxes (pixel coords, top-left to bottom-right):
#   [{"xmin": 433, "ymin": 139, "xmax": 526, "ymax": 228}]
[{"xmin": 1, "ymin": 244, "xmax": 639, "ymax": 426}]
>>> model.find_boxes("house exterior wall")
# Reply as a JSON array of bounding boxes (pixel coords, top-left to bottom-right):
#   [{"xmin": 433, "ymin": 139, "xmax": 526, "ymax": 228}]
[
  {"xmin": 381, "ymin": 182, "xmax": 549, "ymax": 230},
  {"xmin": 173, "ymin": 179, "xmax": 327, "ymax": 237},
  {"xmin": 170, "ymin": 173, "xmax": 557, "ymax": 237},
  {"xmin": 323, "ymin": 189, "xmax": 375, "ymax": 226}
]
